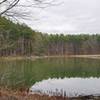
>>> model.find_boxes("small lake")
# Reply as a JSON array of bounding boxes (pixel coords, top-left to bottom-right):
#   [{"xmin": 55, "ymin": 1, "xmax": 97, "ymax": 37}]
[{"xmin": 0, "ymin": 57, "xmax": 100, "ymax": 96}]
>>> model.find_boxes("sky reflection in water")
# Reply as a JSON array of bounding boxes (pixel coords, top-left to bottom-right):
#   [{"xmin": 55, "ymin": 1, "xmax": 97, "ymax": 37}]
[{"xmin": 30, "ymin": 77, "xmax": 100, "ymax": 97}]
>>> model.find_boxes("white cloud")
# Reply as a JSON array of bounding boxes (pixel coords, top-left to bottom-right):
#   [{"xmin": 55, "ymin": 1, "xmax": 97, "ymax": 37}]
[{"xmin": 22, "ymin": 0, "xmax": 100, "ymax": 34}]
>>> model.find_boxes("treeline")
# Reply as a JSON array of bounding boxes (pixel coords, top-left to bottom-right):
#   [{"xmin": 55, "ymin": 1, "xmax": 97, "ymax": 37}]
[{"xmin": 0, "ymin": 17, "xmax": 100, "ymax": 56}]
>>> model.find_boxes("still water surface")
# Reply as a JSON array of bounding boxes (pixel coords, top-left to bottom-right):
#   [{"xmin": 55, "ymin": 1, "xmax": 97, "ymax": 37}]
[
  {"xmin": 30, "ymin": 77, "xmax": 100, "ymax": 97},
  {"xmin": 0, "ymin": 57, "xmax": 100, "ymax": 96}
]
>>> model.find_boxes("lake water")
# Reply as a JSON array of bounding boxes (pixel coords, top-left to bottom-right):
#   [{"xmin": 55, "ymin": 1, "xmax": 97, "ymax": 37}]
[
  {"xmin": 30, "ymin": 77, "xmax": 100, "ymax": 97},
  {"xmin": 0, "ymin": 57, "xmax": 100, "ymax": 96}
]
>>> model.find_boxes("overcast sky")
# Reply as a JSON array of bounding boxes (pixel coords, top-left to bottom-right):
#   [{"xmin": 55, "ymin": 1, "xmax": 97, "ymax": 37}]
[{"xmin": 23, "ymin": 0, "xmax": 100, "ymax": 34}]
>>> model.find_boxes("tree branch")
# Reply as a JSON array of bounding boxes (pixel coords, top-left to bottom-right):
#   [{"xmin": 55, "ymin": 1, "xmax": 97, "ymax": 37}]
[{"xmin": 0, "ymin": 0, "xmax": 59, "ymax": 20}]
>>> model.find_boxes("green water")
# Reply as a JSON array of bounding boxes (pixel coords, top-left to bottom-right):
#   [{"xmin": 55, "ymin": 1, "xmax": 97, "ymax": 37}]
[{"xmin": 0, "ymin": 57, "xmax": 100, "ymax": 89}]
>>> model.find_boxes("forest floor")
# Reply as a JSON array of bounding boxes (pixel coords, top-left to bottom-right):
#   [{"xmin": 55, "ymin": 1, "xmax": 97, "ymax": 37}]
[{"xmin": 0, "ymin": 54, "xmax": 100, "ymax": 61}]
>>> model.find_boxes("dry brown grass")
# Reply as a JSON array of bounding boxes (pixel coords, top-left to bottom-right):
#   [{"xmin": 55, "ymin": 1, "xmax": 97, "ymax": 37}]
[
  {"xmin": 0, "ymin": 88, "xmax": 69, "ymax": 100},
  {"xmin": 0, "ymin": 88, "xmax": 100, "ymax": 100}
]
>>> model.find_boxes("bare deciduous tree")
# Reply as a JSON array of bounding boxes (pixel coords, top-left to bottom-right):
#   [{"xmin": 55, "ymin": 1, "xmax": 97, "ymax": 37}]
[
  {"xmin": 0, "ymin": 0, "xmax": 20, "ymax": 16},
  {"xmin": 0, "ymin": 0, "xmax": 58, "ymax": 19}
]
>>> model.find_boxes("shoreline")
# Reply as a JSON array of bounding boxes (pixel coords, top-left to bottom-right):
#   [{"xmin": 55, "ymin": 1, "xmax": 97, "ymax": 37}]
[
  {"xmin": 0, "ymin": 88, "xmax": 100, "ymax": 100},
  {"xmin": 0, "ymin": 54, "xmax": 100, "ymax": 60}
]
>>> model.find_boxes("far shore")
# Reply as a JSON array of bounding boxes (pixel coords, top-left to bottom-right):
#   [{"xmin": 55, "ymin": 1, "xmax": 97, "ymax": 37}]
[{"xmin": 0, "ymin": 54, "xmax": 100, "ymax": 60}]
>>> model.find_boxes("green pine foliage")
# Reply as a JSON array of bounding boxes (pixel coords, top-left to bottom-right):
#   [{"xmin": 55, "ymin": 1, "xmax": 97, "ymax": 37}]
[{"xmin": 0, "ymin": 17, "xmax": 100, "ymax": 56}]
